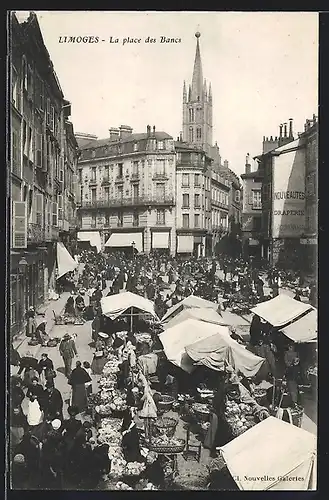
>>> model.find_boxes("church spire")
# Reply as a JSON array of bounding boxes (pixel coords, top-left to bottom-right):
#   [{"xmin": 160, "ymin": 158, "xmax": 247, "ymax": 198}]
[
  {"xmin": 191, "ymin": 32, "xmax": 203, "ymax": 102},
  {"xmin": 183, "ymin": 80, "xmax": 187, "ymax": 103},
  {"xmin": 208, "ymin": 82, "xmax": 212, "ymax": 102}
]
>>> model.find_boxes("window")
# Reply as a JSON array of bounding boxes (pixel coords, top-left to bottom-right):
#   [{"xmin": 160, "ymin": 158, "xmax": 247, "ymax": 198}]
[
  {"xmin": 133, "ymin": 143, "xmax": 138, "ymax": 152},
  {"xmin": 194, "ymin": 214, "xmax": 200, "ymax": 228},
  {"xmin": 235, "ymin": 190, "xmax": 241, "ymax": 203},
  {"xmin": 194, "ymin": 194, "xmax": 201, "ymax": 208},
  {"xmin": 189, "ymin": 108, "xmax": 195, "ymax": 122},
  {"xmin": 182, "ymin": 194, "xmax": 189, "ymax": 208},
  {"xmin": 156, "ymin": 209, "xmax": 165, "ymax": 225},
  {"xmin": 91, "ymin": 215, "xmax": 96, "ymax": 228},
  {"xmin": 117, "ymin": 211, "xmax": 123, "ymax": 227},
  {"xmin": 104, "ymin": 187, "xmax": 110, "ymax": 199},
  {"xmin": 194, "ymin": 174, "xmax": 200, "ymax": 186},
  {"xmin": 157, "ymin": 141, "xmax": 164, "ymax": 150},
  {"xmin": 11, "ymin": 67, "xmax": 20, "ymax": 109},
  {"xmin": 133, "ymin": 210, "xmax": 139, "ymax": 227},
  {"xmin": 118, "ymin": 163, "xmax": 123, "ymax": 177},
  {"xmin": 27, "ymin": 65, "xmax": 33, "ymax": 98},
  {"xmin": 182, "ymin": 173, "xmax": 189, "ymax": 187},
  {"xmin": 22, "ymin": 57, "xmax": 28, "ymax": 91},
  {"xmin": 253, "ymin": 217, "xmax": 262, "ymax": 232},
  {"xmin": 91, "ymin": 167, "xmax": 96, "ymax": 181},
  {"xmin": 182, "ymin": 214, "xmax": 189, "ymax": 228},
  {"xmin": 104, "ymin": 165, "xmax": 109, "ymax": 180},
  {"xmin": 91, "ymin": 188, "xmax": 97, "ymax": 202},
  {"xmin": 46, "ymin": 98, "xmax": 51, "ymax": 126},
  {"xmin": 78, "ymin": 170, "xmax": 82, "ymax": 183},
  {"xmin": 252, "ymin": 189, "xmax": 262, "ymax": 209},
  {"xmin": 306, "ymin": 173, "xmax": 315, "ymax": 196},
  {"xmin": 133, "ymin": 184, "xmax": 139, "ymax": 199},
  {"xmin": 189, "ymin": 128, "xmax": 194, "ymax": 143},
  {"xmin": 105, "ymin": 215, "xmax": 110, "ymax": 227},
  {"xmin": 117, "ymin": 185, "xmax": 123, "ymax": 198},
  {"xmin": 155, "ymin": 183, "xmax": 165, "ymax": 200},
  {"xmin": 196, "ymin": 127, "xmax": 202, "ymax": 140},
  {"xmin": 132, "ymin": 161, "xmax": 139, "ymax": 176},
  {"xmin": 156, "ymin": 159, "xmax": 166, "ymax": 176},
  {"xmin": 12, "ymin": 130, "xmax": 20, "ymax": 175}
]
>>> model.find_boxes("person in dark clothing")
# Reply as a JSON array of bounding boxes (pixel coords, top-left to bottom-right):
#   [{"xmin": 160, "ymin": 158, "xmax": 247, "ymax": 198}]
[
  {"xmin": 10, "ymin": 407, "xmax": 28, "ymax": 458},
  {"xmin": 142, "ymin": 452, "xmax": 165, "ymax": 489},
  {"xmin": 69, "ymin": 361, "xmax": 92, "ymax": 413},
  {"xmin": 249, "ymin": 314, "xmax": 263, "ymax": 347},
  {"xmin": 112, "ymin": 333, "xmax": 125, "ymax": 350},
  {"xmin": 10, "ymin": 344, "xmax": 21, "ymax": 367},
  {"xmin": 121, "ymin": 408, "xmax": 143, "ymax": 463},
  {"xmin": 65, "ymin": 296, "xmax": 76, "ymax": 316},
  {"xmin": 26, "ymin": 377, "xmax": 45, "ymax": 409},
  {"xmin": 14, "ymin": 430, "xmax": 42, "ymax": 488},
  {"xmin": 37, "ymin": 353, "xmax": 55, "ymax": 386},
  {"xmin": 11, "ymin": 377, "xmax": 25, "ymax": 412},
  {"xmin": 17, "ymin": 352, "xmax": 39, "ymax": 382},
  {"xmin": 40, "ymin": 429, "xmax": 65, "ymax": 489},
  {"xmin": 43, "ymin": 384, "xmax": 63, "ymax": 421}
]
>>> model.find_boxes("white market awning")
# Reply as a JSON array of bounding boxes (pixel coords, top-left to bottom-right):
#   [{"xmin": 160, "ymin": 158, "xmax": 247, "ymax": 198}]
[
  {"xmin": 77, "ymin": 231, "xmax": 102, "ymax": 253},
  {"xmin": 56, "ymin": 242, "xmax": 78, "ymax": 279},
  {"xmin": 250, "ymin": 295, "xmax": 313, "ymax": 327},
  {"xmin": 104, "ymin": 232, "xmax": 143, "ymax": 252},
  {"xmin": 280, "ymin": 309, "xmax": 317, "ymax": 343},
  {"xmin": 177, "ymin": 235, "xmax": 193, "ymax": 253},
  {"xmin": 152, "ymin": 232, "xmax": 169, "ymax": 249},
  {"xmin": 101, "ymin": 291, "xmax": 157, "ymax": 320}
]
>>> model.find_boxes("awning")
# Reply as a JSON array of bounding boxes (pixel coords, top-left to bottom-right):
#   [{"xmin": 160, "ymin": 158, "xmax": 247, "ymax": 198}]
[
  {"xmin": 162, "ymin": 295, "xmax": 219, "ymax": 324},
  {"xmin": 177, "ymin": 235, "xmax": 193, "ymax": 253},
  {"xmin": 77, "ymin": 231, "xmax": 102, "ymax": 253},
  {"xmin": 164, "ymin": 307, "xmax": 226, "ymax": 330},
  {"xmin": 105, "ymin": 232, "xmax": 143, "ymax": 252},
  {"xmin": 159, "ymin": 318, "xmax": 230, "ymax": 373},
  {"xmin": 56, "ymin": 242, "xmax": 78, "ymax": 279},
  {"xmin": 220, "ymin": 417, "xmax": 317, "ymax": 491},
  {"xmin": 250, "ymin": 295, "xmax": 313, "ymax": 327},
  {"xmin": 280, "ymin": 309, "xmax": 317, "ymax": 343},
  {"xmin": 186, "ymin": 333, "xmax": 265, "ymax": 377},
  {"xmin": 152, "ymin": 232, "xmax": 169, "ymax": 249},
  {"xmin": 101, "ymin": 291, "xmax": 157, "ymax": 320}
]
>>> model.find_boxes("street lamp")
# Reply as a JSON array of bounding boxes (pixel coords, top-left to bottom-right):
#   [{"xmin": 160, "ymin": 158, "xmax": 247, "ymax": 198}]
[
  {"xmin": 131, "ymin": 241, "xmax": 136, "ymax": 260},
  {"xmin": 18, "ymin": 257, "xmax": 28, "ymax": 274}
]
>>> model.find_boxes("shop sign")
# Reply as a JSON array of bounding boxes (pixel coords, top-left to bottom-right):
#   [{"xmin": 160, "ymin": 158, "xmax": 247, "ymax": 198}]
[{"xmin": 300, "ymin": 237, "xmax": 317, "ymax": 245}]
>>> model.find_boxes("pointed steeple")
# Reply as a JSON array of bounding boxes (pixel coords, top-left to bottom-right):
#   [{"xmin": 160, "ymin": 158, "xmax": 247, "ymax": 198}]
[
  {"xmin": 183, "ymin": 80, "xmax": 187, "ymax": 103},
  {"xmin": 188, "ymin": 84, "xmax": 192, "ymax": 101},
  {"xmin": 203, "ymin": 79, "xmax": 207, "ymax": 100},
  {"xmin": 191, "ymin": 32, "xmax": 203, "ymax": 102}
]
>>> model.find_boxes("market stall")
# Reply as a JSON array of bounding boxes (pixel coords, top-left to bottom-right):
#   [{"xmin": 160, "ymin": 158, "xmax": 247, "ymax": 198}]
[
  {"xmin": 161, "ymin": 295, "xmax": 219, "ymax": 324},
  {"xmin": 163, "ymin": 307, "xmax": 226, "ymax": 330},
  {"xmin": 219, "ymin": 417, "xmax": 317, "ymax": 490}
]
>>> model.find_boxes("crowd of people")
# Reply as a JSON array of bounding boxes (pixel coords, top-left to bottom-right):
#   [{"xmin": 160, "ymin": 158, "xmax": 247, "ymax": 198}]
[{"xmin": 9, "ymin": 246, "xmax": 316, "ymax": 490}]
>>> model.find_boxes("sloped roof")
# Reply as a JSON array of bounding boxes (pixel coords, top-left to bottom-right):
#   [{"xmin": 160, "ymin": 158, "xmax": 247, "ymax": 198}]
[{"xmin": 80, "ymin": 131, "xmax": 173, "ymax": 150}]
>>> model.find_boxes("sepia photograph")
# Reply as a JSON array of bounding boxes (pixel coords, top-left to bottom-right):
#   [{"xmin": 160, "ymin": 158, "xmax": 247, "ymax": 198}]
[{"xmin": 8, "ymin": 10, "xmax": 317, "ymax": 491}]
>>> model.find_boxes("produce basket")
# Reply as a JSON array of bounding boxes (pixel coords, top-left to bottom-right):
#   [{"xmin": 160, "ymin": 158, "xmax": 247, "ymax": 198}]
[
  {"xmin": 154, "ymin": 417, "xmax": 178, "ymax": 438},
  {"xmin": 157, "ymin": 395, "xmax": 175, "ymax": 412},
  {"xmin": 253, "ymin": 389, "xmax": 267, "ymax": 405},
  {"xmin": 148, "ymin": 438, "xmax": 186, "ymax": 454},
  {"xmin": 192, "ymin": 403, "xmax": 211, "ymax": 423}
]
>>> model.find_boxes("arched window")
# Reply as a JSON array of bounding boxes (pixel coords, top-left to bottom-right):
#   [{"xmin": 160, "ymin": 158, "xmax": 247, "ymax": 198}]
[
  {"xmin": 189, "ymin": 128, "xmax": 194, "ymax": 143},
  {"xmin": 196, "ymin": 127, "xmax": 202, "ymax": 140},
  {"xmin": 189, "ymin": 108, "xmax": 195, "ymax": 122}
]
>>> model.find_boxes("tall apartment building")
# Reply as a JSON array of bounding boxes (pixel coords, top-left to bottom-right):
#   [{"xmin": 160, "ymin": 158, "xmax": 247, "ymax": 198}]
[
  {"xmin": 210, "ymin": 170, "xmax": 230, "ymax": 254},
  {"xmin": 10, "ymin": 12, "xmax": 78, "ymax": 336},
  {"xmin": 76, "ymin": 125, "xmax": 176, "ymax": 254}
]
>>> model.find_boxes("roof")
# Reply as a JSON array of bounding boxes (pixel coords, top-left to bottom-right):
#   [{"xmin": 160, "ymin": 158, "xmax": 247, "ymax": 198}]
[
  {"xmin": 220, "ymin": 417, "xmax": 317, "ymax": 491},
  {"xmin": 251, "ymin": 295, "xmax": 313, "ymax": 327},
  {"xmin": 280, "ymin": 308, "xmax": 317, "ymax": 343},
  {"xmin": 161, "ymin": 295, "xmax": 218, "ymax": 324},
  {"xmin": 163, "ymin": 307, "xmax": 226, "ymax": 330},
  {"xmin": 80, "ymin": 131, "xmax": 173, "ymax": 150},
  {"xmin": 240, "ymin": 170, "xmax": 264, "ymax": 180},
  {"xmin": 274, "ymin": 137, "xmax": 301, "ymax": 153},
  {"xmin": 101, "ymin": 291, "xmax": 157, "ymax": 320}
]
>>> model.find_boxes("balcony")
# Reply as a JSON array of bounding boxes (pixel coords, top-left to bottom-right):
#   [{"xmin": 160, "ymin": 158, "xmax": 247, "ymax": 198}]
[
  {"xmin": 45, "ymin": 226, "xmax": 59, "ymax": 242},
  {"xmin": 115, "ymin": 175, "xmax": 124, "ymax": 184},
  {"xmin": 131, "ymin": 173, "xmax": 140, "ymax": 182},
  {"xmin": 89, "ymin": 178, "xmax": 97, "ymax": 186},
  {"xmin": 101, "ymin": 177, "xmax": 110, "ymax": 186},
  {"xmin": 27, "ymin": 223, "xmax": 45, "ymax": 244},
  {"xmin": 152, "ymin": 172, "xmax": 169, "ymax": 181},
  {"xmin": 78, "ymin": 196, "xmax": 175, "ymax": 210},
  {"xmin": 211, "ymin": 200, "xmax": 229, "ymax": 210}
]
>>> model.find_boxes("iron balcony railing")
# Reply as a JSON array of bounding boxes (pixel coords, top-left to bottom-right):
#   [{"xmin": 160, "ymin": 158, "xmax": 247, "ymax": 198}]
[{"xmin": 78, "ymin": 196, "xmax": 175, "ymax": 209}]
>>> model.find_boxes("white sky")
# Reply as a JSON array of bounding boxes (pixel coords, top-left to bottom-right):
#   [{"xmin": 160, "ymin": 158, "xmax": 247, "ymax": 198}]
[{"xmin": 33, "ymin": 10, "xmax": 318, "ymax": 176}]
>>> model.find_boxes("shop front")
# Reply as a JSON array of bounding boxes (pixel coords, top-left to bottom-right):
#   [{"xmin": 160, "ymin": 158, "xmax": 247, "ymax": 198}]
[{"xmin": 151, "ymin": 229, "xmax": 171, "ymax": 255}]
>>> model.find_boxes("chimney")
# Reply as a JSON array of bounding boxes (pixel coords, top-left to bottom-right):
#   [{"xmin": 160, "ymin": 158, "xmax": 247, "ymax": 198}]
[
  {"xmin": 289, "ymin": 118, "xmax": 293, "ymax": 138},
  {"xmin": 279, "ymin": 124, "xmax": 283, "ymax": 138},
  {"xmin": 153, "ymin": 125, "xmax": 156, "ymax": 136},
  {"xmin": 109, "ymin": 128, "xmax": 120, "ymax": 140},
  {"xmin": 245, "ymin": 153, "xmax": 251, "ymax": 174},
  {"xmin": 147, "ymin": 125, "xmax": 151, "ymax": 137},
  {"xmin": 119, "ymin": 125, "xmax": 133, "ymax": 139},
  {"xmin": 179, "ymin": 132, "xmax": 183, "ymax": 141},
  {"xmin": 283, "ymin": 123, "xmax": 287, "ymax": 138},
  {"xmin": 224, "ymin": 160, "xmax": 229, "ymax": 169}
]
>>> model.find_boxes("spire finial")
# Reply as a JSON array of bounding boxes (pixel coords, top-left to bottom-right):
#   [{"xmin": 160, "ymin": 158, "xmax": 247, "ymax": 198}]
[{"xmin": 195, "ymin": 31, "xmax": 201, "ymax": 38}]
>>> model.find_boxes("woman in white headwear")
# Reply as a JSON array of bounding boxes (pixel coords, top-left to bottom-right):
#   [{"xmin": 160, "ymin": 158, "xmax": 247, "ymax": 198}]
[{"xmin": 27, "ymin": 394, "xmax": 43, "ymax": 427}]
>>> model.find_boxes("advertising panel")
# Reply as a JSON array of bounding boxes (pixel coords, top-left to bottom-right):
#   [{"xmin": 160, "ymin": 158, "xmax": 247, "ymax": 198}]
[{"xmin": 272, "ymin": 144, "xmax": 306, "ymax": 238}]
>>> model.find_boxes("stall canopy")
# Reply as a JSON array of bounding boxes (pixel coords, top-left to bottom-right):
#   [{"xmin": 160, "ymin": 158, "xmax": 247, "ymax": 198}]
[
  {"xmin": 152, "ymin": 232, "xmax": 169, "ymax": 249},
  {"xmin": 164, "ymin": 307, "xmax": 226, "ymax": 330},
  {"xmin": 220, "ymin": 417, "xmax": 317, "ymax": 491},
  {"xmin": 77, "ymin": 231, "xmax": 102, "ymax": 253},
  {"xmin": 159, "ymin": 318, "xmax": 230, "ymax": 373},
  {"xmin": 104, "ymin": 232, "xmax": 143, "ymax": 252},
  {"xmin": 250, "ymin": 295, "xmax": 313, "ymax": 327},
  {"xmin": 177, "ymin": 235, "xmax": 193, "ymax": 253},
  {"xmin": 56, "ymin": 242, "xmax": 78, "ymax": 279},
  {"xmin": 186, "ymin": 333, "xmax": 265, "ymax": 377},
  {"xmin": 101, "ymin": 291, "xmax": 157, "ymax": 320},
  {"xmin": 161, "ymin": 295, "xmax": 218, "ymax": 324},
  {"xmin": 280, "ymin": 309, "xmax": 317, "ymax": 343}
]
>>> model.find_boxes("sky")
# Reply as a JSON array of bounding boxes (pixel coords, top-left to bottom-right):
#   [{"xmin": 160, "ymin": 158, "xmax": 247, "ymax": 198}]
[{"xmin": 30, "ymin": 11, "xmax": 318, "ymax": 176}]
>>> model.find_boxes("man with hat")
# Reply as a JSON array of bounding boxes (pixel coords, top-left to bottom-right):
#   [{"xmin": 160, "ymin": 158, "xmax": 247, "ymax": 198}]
[{"xmin": 59, "ymin": 333, "xmax": 78, "ymax": 379}]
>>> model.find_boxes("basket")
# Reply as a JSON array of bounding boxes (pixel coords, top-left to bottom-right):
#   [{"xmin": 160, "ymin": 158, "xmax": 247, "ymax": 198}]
[
  {"xmin": 157, "ymin": 395, "xmax": 174, "ymax": 412},
  {"xmin": 154, "ymin": 417, "xmax": 178, "ymax": 438},
  {"xmin": 148, "ymin": 438, "xmax": 186, "ymax": 454},
  {"xmin": 194, "ymin": 409, "xmax": 210, "ymax": 423}
]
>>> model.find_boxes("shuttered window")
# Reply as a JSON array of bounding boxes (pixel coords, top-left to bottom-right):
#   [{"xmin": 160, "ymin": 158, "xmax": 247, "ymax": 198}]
[
  {"xmin": 12, "ymin": 201, "xmax": 27, "ymax": 248},
  {"xmin": 58, "ymin": 195, "xmax": 63, "ymax": 221},
  {"xmin": 35, "ymin": 193, "xmax": 43, "ymax": 226},
  {"xmin": 52, "ymin": 202, "xmax": 58, "ymax": 227}
]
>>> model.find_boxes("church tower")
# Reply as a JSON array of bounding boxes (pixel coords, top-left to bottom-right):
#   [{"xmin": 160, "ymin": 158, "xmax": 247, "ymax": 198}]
[{"xmin": 182, "ymin": 32, "xmax": 213, "ymax": 152}]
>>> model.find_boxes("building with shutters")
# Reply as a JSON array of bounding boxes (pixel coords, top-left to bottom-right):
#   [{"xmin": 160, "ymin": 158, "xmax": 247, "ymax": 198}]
[
  {"xmin": 10, "ymin": 11, "xmax": 78, "ymax": 336},
  {"xmin": 210, "ymin": 170, "xmax": 231, "ymax": 254},
  {"xmin": 75, "ymin": 126, "xmax": 176, "ymax": 254}
]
